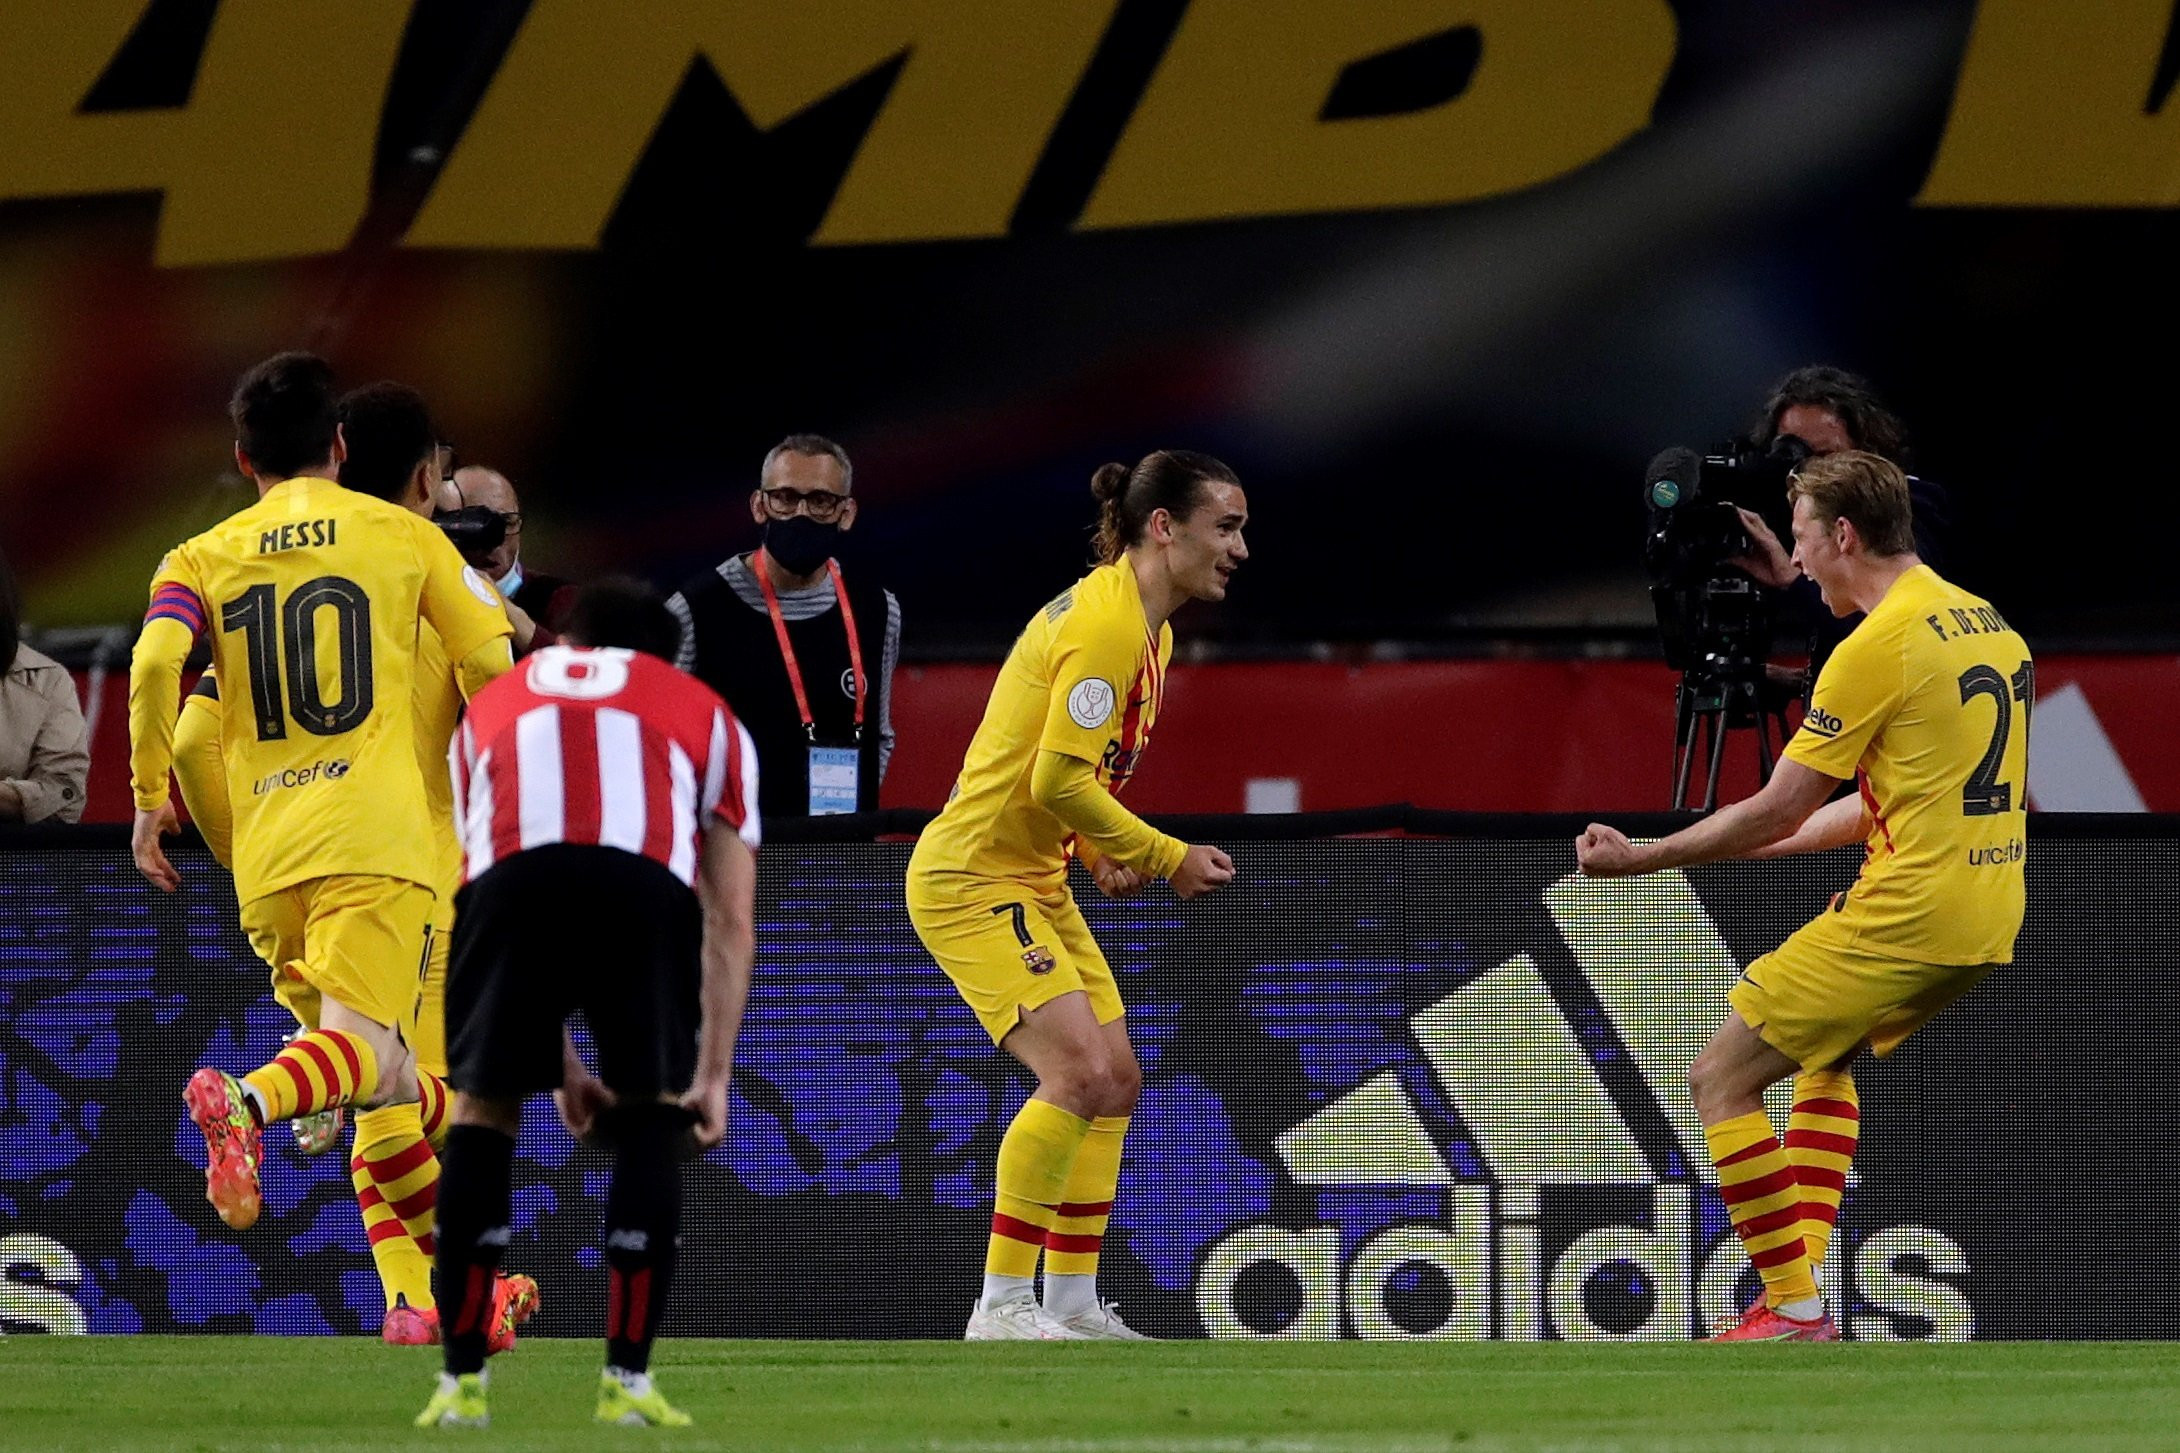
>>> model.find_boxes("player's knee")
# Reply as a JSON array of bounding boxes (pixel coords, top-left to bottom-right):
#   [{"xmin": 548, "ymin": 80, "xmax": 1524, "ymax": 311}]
[
  {"xmin": 1099, "ymin": 1056, "xmax": 1142, "ymax": 1117},
  {"xmin": 1075, "ymin": 1058, "xmax": 1136, "ymax": 1119},
  {"xmin": 1687, "ymin": 1050, "xmax": 1725, "ymax": 1116},
  {"xmin": 1035, "ymin": 1050, "xmax": 1119, "ymax": 1118},
  {"xmin": 1688, "ymin": 1049, "xmax": 1753, "ymax": 1121},
  {"xmin": 363, "ymin": 1033, "xmax": 417, "ymax": 1108}
]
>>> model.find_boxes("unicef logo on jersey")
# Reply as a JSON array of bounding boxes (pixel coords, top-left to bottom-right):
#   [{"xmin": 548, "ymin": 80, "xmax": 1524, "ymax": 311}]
[
  {"xmin": 250, "ymin": 758, "xmax": 352, "ymax": 795},
  {"xmin": 1067, "ymin": 677, "xmax": 1116, "ymax": 729}
]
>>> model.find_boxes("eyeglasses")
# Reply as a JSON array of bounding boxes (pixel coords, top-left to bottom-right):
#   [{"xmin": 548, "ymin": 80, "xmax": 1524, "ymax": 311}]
[{"xmin": 759, "ymin": 487, "xmax": 849, "ymax": 522}]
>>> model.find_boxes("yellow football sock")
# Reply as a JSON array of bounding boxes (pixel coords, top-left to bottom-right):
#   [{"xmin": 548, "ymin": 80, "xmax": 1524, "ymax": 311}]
[
  {"xmin": 1784, "ymin": 1069, "xmax": 1859, "ymax": 1270},
  {"xmin": 1045, "ymin": 1115, "xmax": 1127, "ymax": 1278},
  {"xmin": 1707, "ymin": 1110, "xmax": 1818, "ymax": 1307},
  {"xmin": 351, "ymin": 1103, "xmax": 441, "ymax": 1311},
  {"xmin": 243, "ymin": 1029, "xmax": 376, "ymax": 1122},
  {"xmin": 985, "ymin": 1099, "xmax": 1090, "ymax": 1279},
  {"xmin": 416, "ymin": 1070, "xmax": 451, "ymax": 1152}
]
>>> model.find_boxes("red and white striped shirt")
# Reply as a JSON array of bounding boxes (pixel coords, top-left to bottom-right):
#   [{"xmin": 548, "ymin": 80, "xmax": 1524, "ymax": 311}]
[{"xmin": 452, "ymin": 646, "xmax": 760, "ymax": 886}]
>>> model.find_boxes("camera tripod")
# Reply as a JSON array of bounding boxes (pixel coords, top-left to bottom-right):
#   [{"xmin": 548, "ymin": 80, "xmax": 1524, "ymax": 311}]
[{"xmin": 1670, "ymin": 655, "xmax": 1799, "ymax": 812}]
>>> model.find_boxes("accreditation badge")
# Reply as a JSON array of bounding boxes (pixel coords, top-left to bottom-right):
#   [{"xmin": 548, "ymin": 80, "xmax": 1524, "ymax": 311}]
[{"xmin": 808, "ymin": 746, "xmax": 860, "ymax": 816}]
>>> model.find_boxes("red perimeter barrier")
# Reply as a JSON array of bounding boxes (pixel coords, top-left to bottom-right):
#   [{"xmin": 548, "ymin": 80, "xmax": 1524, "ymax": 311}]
[{"xmin": 70, "ymin": 654, "xmax": 2180, "ymax": 822}]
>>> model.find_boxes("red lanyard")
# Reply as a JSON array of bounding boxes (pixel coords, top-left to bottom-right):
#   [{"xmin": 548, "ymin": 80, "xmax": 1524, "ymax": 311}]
[{"xmin": 752, "ymin": 550, "xmax": 866, "ymax": 742}]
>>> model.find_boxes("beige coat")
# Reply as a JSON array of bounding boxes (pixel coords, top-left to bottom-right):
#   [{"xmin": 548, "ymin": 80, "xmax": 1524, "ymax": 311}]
[{"xmin": 0, "ymin": 644, "xmax": 89, "ymax": 823}]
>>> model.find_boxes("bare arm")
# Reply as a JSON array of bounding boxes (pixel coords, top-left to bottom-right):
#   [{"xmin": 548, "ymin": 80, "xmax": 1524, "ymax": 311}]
[
  {"xmin": 1576, "ymin": 759, "xmax": 1844, "ymax": 878},
  {"xmin": 1740, "ymin": 790, "xmax": 1869, "ymax": 861},
  {"xmin": 681, "ymin": 822, "xmax": 756, "ymax": 1148},
  {"xmin": 554, "ymin": 1026, "xmax": 616, "ymax": 1143}
]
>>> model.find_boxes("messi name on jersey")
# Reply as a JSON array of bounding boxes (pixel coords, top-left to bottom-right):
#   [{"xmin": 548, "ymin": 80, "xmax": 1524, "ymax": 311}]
[{"xmin": 257, "ymin": 519, "xmax": 337, "ymax": 553}]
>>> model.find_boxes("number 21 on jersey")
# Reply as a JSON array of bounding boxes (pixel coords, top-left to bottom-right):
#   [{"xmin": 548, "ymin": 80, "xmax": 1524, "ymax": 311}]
[{"xmin": 1958, "ymin": 660, "xmax": 2032, "ymax": 816}]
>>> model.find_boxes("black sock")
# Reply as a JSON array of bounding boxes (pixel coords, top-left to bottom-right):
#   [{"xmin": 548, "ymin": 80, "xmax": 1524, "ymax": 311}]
[
  {"xmin": 434, "ymin": 1123, "xmax": 514, "ymax": 1376},
  {"xmin": 602, "ymin": 1104, "xmax": 686, "ymax": 1375}
]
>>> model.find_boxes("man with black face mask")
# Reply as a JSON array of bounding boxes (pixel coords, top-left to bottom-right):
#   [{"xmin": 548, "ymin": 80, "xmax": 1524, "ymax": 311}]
[{"xmin": 666, "ymin": 434, "xmax": 898, "ymax": 818}]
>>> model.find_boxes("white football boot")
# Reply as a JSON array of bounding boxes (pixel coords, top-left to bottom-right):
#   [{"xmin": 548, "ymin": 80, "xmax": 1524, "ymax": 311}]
[
  {"xmin": 964, "ymin": 1292, "xmax": 1063, "ymax": 1340},
  {"xmin": 1043, "ymin": 1300, "xmax": 1155, "ymax": 1340}
]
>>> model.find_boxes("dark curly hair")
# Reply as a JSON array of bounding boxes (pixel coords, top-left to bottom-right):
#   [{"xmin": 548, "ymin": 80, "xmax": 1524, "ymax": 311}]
[{"xmin": 1753, "ymin": 365, "xmax": 1910, "ymax": 466}]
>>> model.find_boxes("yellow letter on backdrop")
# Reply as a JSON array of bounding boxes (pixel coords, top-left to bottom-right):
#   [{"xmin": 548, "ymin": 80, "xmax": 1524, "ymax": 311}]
[
  {"xmin": 1080, "ymin": 0, "xmax": 1677, "ymax": 230},
  {"xmin": 1919, "ymin": 0, "xmax": 2180, "ymax": 205},
  {"xmin": 407, "ymin": 0, "xmax": 1117, "ymax": 249},
  {"xmin": 0, "ymin": 1, "xmax": 413, "ymax": 265}
]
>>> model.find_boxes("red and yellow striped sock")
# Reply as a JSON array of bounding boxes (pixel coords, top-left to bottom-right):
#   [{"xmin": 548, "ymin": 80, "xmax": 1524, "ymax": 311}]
[
  {"xmin": 985, "ymin": 1099, "xmax": 1091, "ymax": 1280},
  {"xmin": 1785, "ymin": 1069, "xmax": 1859, "ymax": 1270},
  {"xmin": 350, "ymin": 1103, "xmax": 441, "ymax": 1311},
  {"xmin": 1043, "ymin": 1115, "xmax": 1126, "ymax": 1318},
  {"xmin": 1706, "ymin": 1110, "xmax": 1818, "ymax": 1308},
  {"xmin": 416, "ymin": 1070, "xmax": 451, "ymax": 1152},
  {"xmin": 242, "ymin": 1029, "xmax": 376, "ymax": 1123},
  {"xmin": 1046, "ymin": 1115, "xmax": 1126, "ymax": 1276}
]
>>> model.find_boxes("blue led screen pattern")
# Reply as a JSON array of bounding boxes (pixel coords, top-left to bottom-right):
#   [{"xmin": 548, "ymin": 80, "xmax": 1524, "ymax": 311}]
[{"xmin": 2, "ymin": 830, "xmax": 2173, "ymax": 1339}]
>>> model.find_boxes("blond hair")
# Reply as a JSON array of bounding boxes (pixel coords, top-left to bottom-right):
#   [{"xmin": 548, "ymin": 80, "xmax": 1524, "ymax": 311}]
[{"xmin": 1786, "ymin": 450, "xmax": 1916, "ymax": 556}]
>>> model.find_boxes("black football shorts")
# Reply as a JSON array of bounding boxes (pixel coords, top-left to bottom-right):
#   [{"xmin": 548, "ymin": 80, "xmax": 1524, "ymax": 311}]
[{"xmin": 447, "ymin": 843, "xmax": 703, "ymax": 1099}]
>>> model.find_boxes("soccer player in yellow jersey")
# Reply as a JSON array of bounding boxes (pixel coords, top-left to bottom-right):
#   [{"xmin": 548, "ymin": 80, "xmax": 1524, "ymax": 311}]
[
  {"xmin": 1577, "ymin": 451, "xmax": 2030, "ymax": 1342},
  {"xmin": 909, "ymin": 450, "xmax": 1245, "ymax": 1340},
  {"xmin": 166, "ymin": 382, "xmax": 540, "ymax": 1347},
  {"xmin": 129, "ymin": 355, "xmax": 514, "ymax": 1271}
]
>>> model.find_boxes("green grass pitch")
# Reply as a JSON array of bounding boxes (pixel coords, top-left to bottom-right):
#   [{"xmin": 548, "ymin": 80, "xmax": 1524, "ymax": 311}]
[{"xmin": 5, "ymin": 1338, "xmax": 2176, "ymax": 1453}]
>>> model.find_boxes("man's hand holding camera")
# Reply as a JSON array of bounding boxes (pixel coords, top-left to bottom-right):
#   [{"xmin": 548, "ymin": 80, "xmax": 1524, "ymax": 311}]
[{"xmin": 1730, "ymin": 506, "xmax": 1796, "ymax": 589}]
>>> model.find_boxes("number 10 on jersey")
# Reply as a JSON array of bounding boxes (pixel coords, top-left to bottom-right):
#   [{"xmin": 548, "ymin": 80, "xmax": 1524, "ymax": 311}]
[{"xmin": 221, "ymin": 576, "xmax": 376, "ymax": 740}]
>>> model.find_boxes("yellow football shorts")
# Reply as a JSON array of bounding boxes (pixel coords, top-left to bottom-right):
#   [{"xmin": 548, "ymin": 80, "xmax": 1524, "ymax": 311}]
[
  {"xmin": 907, "ymin": 871, "xmax": 1123, "ymax": 1045},
  {"xmin": 243, "ymin": 874, "xmax": 435, "ymax": 1034},
  {"xmin": 410, "ymin": 901, "xmax": 452, "ymax": 1079},
  {"xmin": 1729, "ymin": 914, "xmax": 1997, "ymax": 1072}
]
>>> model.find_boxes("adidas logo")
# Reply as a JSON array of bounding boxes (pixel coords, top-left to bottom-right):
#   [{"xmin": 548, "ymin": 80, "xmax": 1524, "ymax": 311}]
[{"xmin": 1191, "ymin": 870, "xmax": 1974, "ymax": 1342}]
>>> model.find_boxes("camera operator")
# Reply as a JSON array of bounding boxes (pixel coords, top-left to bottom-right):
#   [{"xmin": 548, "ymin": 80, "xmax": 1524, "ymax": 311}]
[
  {"xmin": 451, "ymin": 464, "xmax": 578, "ymax": 634},
  {"xmin": 1728, "ymin": 367, "xmax": 1952, "ymax": 672}
]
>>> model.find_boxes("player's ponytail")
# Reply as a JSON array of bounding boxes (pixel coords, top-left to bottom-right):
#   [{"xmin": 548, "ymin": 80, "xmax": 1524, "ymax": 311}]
[
  {"xmin": 1089, "ymin": 462, "xmax": 1132, "ymax": 565},
  {"xmin": 1088, "ymin": 451, "xmax": 1238, "ymax": 565}
]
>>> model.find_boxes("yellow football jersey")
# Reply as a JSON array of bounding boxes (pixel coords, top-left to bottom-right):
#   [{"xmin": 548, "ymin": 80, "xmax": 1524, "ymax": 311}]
[
  {"xmin": 411, "ymin": 619, "xmax": 470, "ymax": 926},
  {"xmin": 912, "ymin": 559, "xmax": 1183, "ymax": 892},
  {"xmin": 132, "ymin": 475, "xmax": 511, "ymax": 903},
  {"xmin": 1782, "ymin": 564, "xmax": 2031, "ymax": 964},
  {"xmin": 170, "ymin": 612, "xmax": 490, "ymax": 925}
]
